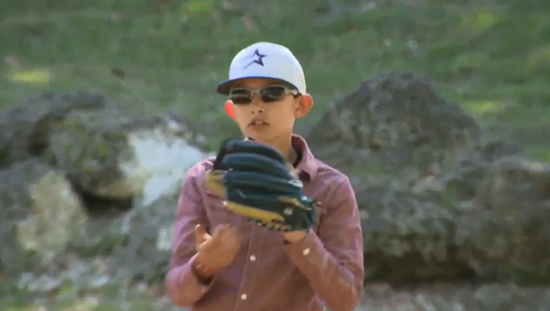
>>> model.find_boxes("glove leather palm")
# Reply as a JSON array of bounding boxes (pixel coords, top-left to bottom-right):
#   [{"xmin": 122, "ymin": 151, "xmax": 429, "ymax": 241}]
[{"xmin": 205, "ymin": 139, "xmax": 318, "ymax": 232}]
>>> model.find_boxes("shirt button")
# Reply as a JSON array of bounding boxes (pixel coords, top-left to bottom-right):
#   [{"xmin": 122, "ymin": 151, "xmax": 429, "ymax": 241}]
[
  {"xmin": 241, "ymin": 294, "xmax": 247, "ymax": 300},
  {"xmin": 302, "ymin": 248, "xmax": 310, "ymax": 256},
  {"xmin": 249, "ymin": 255, "xmax": 256, "ymax": 261}
]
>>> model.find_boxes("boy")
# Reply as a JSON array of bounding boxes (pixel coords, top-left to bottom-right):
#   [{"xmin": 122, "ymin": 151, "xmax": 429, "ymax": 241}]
[{"xmin": 165, "ymin": 42, "xmax": 364, "ymax": 311}]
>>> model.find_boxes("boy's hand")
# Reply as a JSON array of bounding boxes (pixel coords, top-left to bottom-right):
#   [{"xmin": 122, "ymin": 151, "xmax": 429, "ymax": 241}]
[
  {"xmin": 193, "ymin": 224, "xmax": 241, "ymax": 277},
  {"xmin": 283, "ymin": 230, "xmax": 308, "ymax": 243}
]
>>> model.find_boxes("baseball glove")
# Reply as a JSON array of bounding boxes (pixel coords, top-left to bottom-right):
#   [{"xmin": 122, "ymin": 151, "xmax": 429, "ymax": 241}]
[{"xmin": 205, "ymin": 138, "xmax": 318, "ymax": 232}]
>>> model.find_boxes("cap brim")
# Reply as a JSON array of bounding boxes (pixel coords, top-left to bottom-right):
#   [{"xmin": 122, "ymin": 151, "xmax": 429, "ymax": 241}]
[{"xmin": 216, "ymin": 77, "xmax": 299, "ymax": 95}]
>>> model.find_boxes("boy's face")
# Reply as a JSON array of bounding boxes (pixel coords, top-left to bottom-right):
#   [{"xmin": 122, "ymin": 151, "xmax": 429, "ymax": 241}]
[{"xmin": 227, "ymin": 78, "xmax": 313, "ymax": 143}]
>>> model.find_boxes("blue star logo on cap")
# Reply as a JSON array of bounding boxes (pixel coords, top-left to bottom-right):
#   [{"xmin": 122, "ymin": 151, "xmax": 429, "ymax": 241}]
[{"xmin": 243, "ymin": 49, "xmax": 266, "ymax": 69}]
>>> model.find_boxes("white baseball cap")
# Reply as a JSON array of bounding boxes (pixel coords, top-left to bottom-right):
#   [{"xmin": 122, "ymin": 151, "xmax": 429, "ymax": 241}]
[{"xmin": 217, "ymin": 42, "xmax": 307, "ymax": 95}]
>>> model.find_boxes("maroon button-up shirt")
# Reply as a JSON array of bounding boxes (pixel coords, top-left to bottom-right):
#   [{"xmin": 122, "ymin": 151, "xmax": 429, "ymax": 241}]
[{"xmin": 166, "ymin": 135, "xmax": 364, "ymax": 311}]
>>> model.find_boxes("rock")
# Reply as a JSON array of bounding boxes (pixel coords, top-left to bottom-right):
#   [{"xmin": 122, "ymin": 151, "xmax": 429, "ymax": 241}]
[
  {"xmin": 473, "ymin": 138, "xmax": 524, "ymax": 162},
  {"xmin": 0, "ymin": 91, "xmax": 213, "ymax": 286},
  {"xmin": 360, "ymin": 182, "xmax": 473, "ymax": 283},
  {"xmin": 357, "ymin": 283, "xmax": 550, "ymax": 311},
  {"xmin": 305, "ymin": 72, "xmax": 484, "ymax": 282},
  {"xmin": 0, "ymin": 159, "xmax": 87, "ymax": 276},
  {"xmin": 17, "ymin": 255, "xmax": 114, "ymax": 294},
  {"xmin": 0, "ymin": 91, "xmax": 110, "ymax": 169},
  {"xmin": 306, "ymin": 71, "xmax": 482, "ymax": 181},
  {"xmin": 458, "ymin": 284, "xmax": 550, "ymax": 311},
  {"xmin": 0, "ymin": 90, "xmax": 210, "ymax": 206},
  {"xmin": 456, "ymin": 156, "xmax": 550, "ymax": 283},
  {"xmin": 41, "ymin": 99, "xmax": 210, "ymax": 204},
  {"xmin": 111, "ymin": 193, "xmax": 179, "ymax": 283},
  {"xmin": 69, "ymin": 193, "xmax": 179, "ymax": 283},
  {"xmin": 306, "ymin": 71, "xmax": 550, "ymax": 285}
]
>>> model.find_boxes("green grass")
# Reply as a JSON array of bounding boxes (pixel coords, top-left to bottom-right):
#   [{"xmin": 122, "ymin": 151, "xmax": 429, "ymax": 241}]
[
  {"xmin": 1, "ymin": 0, "xmax": 549, "ymax": 158},
  {"xmin": 1, "ymin": 0, "xmax": 550, "ymax": 308},
  {"xmin": 2, "ymin": 294, "xmax": 166, "ymax": 311},
  {"xmin": 0, "ymin": 281, "xmax": 169, "ymax": 311}
]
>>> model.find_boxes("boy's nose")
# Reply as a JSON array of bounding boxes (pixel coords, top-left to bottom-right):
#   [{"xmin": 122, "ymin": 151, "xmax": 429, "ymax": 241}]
[
  {"xmin": 251, "ymin": 107, "xmax": 265, "ymax": 114},
  {"xmin": 250, "ymin": 96, "xmax": 265, "ymax": 113}
]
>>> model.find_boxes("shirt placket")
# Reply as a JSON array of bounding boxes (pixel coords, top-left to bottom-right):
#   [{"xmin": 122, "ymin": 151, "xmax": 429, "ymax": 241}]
[{"xmin": 233, "ymin": 224, "xmax": 264, "ymax": 311}]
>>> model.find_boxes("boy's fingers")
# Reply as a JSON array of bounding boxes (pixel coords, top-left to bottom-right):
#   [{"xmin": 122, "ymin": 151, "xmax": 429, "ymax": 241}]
[
  {"xmin": 211, "ymin": 224, "xmax": 228, "ymax": 243},
  {"xmin": 224, "ymin": 225, "xmax": 241, "ymax": 246},
  {"xmin": 194, "ymin": 224, "xmax": 211, "ymax": 245},
  {"xmin": 213, "ymin": 224, "xmax": 227, "ymax": 235},
  {"xmin": 220, "ymin": 224, "xmax": 235, "ymax": 236},
  {"xmin": 228, "ymin": 225, "xmax": 240, "ymax": 238}
]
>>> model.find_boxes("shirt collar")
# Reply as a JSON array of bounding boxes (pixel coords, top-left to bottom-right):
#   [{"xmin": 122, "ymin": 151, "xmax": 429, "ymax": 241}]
[{"xmin": 292, "ymin": 134, "xmax": 318, "ymax": 182}]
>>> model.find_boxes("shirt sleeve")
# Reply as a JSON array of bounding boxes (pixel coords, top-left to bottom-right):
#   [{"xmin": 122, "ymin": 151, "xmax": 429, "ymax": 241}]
[
  {"xmin": 283, "ymin": 176, "xmax": 364, "ymax": 311},
  {"xmin": 165, "ymin": 163, "xmax": 214, "ymax": 307}
]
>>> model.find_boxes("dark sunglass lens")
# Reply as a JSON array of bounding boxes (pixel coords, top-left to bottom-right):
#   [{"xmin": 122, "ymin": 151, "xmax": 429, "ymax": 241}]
[
  {"xmin": 260, "ymin": 86, "xmax": 286, "ymax": 102},
  {"xmin": 229, "ymin": 89, "xmax": 252, "ymax": 104},
  {"xmin": 230, "ymin": 96, "xmax": 252, "ymax": 104}
]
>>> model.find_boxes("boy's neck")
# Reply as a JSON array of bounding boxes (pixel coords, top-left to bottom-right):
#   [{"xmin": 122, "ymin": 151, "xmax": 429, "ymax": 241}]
[{"xmin": 247, "ymin": 135, "xmax": 296, "ymax": 163}]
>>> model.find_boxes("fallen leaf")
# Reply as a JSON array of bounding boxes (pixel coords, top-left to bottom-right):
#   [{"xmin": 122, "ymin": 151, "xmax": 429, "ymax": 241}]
[
  {"xmin": 222, "ymin": 0, "xmax": 237, "ymax": 11},
  {"xmin": 4, "ymin": 56, "xmax": 21, "ymax": 68},
  {"xmin": 241, "ymin": 16, "xmax": 258, "ymax": 33}
]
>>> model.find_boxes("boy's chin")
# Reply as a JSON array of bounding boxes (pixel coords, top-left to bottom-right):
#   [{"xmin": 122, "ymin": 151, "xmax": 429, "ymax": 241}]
[{"xmin": 244, "ymin": 133, "xmax": 281, "ymax": 143}]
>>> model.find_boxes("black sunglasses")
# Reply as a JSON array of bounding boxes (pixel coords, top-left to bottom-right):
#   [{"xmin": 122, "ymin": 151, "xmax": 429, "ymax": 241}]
[{"xmin": 229, "ymin": 85, "xmax": 299, "ymax": 105}]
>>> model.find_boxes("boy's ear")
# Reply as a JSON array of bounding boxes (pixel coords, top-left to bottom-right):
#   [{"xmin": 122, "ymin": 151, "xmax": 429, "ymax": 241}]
[
  {"xmin": 225, "ymin": 100, "xmax": 236, "ymax": 120},
  {"xmin": 294, "ymin": 94, "xmax": 314, "ymax": 118}
]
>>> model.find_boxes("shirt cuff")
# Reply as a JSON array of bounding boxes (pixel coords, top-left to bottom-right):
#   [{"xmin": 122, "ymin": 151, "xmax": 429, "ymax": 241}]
[
  {"xmin": 283, "ymin": 230, "xmax": 327, "ymax": 270},
  {"xmin": 171, "ymin": 255, "xmax": 214, "ymax": 300},
  {"xmin": 190, "ymin": 255, "xmax": 218, "ymax": 284}
]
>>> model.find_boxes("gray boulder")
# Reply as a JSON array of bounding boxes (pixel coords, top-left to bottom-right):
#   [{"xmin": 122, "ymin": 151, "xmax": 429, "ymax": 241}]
[
  {"xmin": 69, "ymin": 193, "xmax": 179, "ymax": 283},
  {"xmin": 456, "ymin": 156, "xmax": 550, "ymax": 283},
  {"xmin": 0, "ymin": 91, "xmax": 212, "ymax": 288},
  {"xmin": 0, "ymin": 91, "xmax": 110, "ymax": 169},
  {"xmin": 306, "ymin": 71, "xmax": 549, "ymax": 284},
  {"xmin": 307, "ymin": 71, "xmax": 482, "ymax": 181},
  {"xmin": 0, "ymin": 159, "xmax": 87, "ymax": 276}
]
